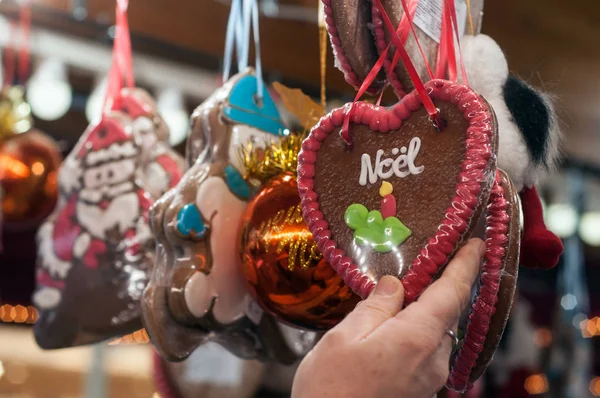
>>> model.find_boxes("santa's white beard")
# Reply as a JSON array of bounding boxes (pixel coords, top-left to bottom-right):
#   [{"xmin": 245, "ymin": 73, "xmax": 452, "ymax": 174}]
[
  {"xmin": 79, "ymin": 181, "xmax": 134, "ymax": 203},
  {"xmin": 76, "ymin": 191, "xmax": 139, "ymax": 239}
]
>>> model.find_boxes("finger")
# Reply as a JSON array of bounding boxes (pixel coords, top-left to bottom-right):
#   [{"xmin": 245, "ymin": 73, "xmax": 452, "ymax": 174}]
[
  {"xmin": 413, "ymin": 239, "xmax": 484, "ymax": 335},
  {"xmin": 337, "ymin": 275, "xmax": 405, "ymax": 339},
  {"xmin": 438, "ymin": 320, "xmax": 459, "ymax": 361}
]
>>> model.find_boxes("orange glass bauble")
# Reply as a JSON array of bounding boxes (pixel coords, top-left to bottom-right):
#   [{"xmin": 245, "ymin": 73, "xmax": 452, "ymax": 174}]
[
  {"xmin": 0, "ymin": 130, "xmax": 61, "ymax": 229},
  {"xmin": 239, "ymin": 172, "xmax": 360, "ymax": 331}
]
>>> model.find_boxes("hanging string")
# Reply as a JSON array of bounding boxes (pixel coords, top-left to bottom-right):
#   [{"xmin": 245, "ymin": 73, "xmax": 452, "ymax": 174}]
[
  {"xmin": 386, "ymin": 0, "xmax": 430, "ymax": 85},
  {"xmin": 446, "ymin": 0, "xmax": 468, "ymax": 85},
  {"xmin": 2, "ymin": 21, "xmax": 17, "ymax": 88},
  {"xmin": 103, "ymin": 0, "xmax": 133, "ymax": 113},
  {"xmin": 115, "ymin": 0, "xmax": 134, "ymax": 89},
  {"xmin": 318, "ymin": 0, "xmax": 327, "ymax": 109},
  {"xmin": 222, "ymin": 0, "xmax": 264, "ymax": 104},
  {"xmin": 17, "ymin": 0, "xmax": 32, "ymax": 84},
  {"xmin": 397, "ymin": 0, "xmax": 433, "ymax": 79},
  {"xmin": 434, "ymin": 0, "xmax": 468, "ymax": 86},
  {"xmin": 465, "ymin": 0, "xmax": 475, "ymax": 35},
  {"xmin": 240, "ymin": 0, "xmax": 253, "ymax": 74},
  {"xmin": 223, "ymin": 0, "xmax": 243, "ymax": 81},
  {"xmin": 341, "ymin": 0, "xmax": 441, "ymax": 145},
  {"xmin": 2, "ymin": 1, "xmax": 32, "ymax": 88},
  {"xmin": 250, "ymin": 0, "xmax": 264, "ymax": 102}
]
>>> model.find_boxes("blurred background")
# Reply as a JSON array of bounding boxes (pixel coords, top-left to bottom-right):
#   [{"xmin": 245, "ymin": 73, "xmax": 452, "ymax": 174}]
[{"xmin": 1, "ymin": 0, "xmax": 600, "ymax": 397}]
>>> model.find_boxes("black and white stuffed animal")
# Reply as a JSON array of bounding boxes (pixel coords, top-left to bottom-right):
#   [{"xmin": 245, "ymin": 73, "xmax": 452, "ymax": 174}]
[{"xmin": 461, "ymin": 34, "xmax": 563, "ymax": 269}]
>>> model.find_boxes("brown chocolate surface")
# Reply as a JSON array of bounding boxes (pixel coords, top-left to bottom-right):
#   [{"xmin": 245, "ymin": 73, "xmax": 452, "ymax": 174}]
[
  {"xmin": 313, "ymin": 101, "xmax": 486, "ymax": 282},
  {"xmin": 329, "ymin": 0, "xmax": 383, "ymax": 86},
  {"xmin": 469, "ymin": 169, "xmax": 521, "ymax": 382}
]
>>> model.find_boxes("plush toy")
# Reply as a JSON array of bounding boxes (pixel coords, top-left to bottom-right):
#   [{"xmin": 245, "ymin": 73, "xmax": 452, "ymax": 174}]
[{"xmin": 460, "ymin": 34, "xmax": 563, "ymax": 269}]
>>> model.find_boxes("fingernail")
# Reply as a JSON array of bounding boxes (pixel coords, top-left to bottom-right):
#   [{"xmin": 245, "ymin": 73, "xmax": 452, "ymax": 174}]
[{"xmin": 373, "ymin": 276, "xmax": 400, "ymax": 296}]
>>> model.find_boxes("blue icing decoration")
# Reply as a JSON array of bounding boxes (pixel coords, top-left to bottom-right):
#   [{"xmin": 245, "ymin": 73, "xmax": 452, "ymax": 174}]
[
  {"xmin": 176, "ymin": 204, "xmax": 206, "ymax": 239},
  {"xmin": 225, "ymin": 165, "xmax": 251, "ymax": 200},
  {"xmin": 223, "ymin": 75, "xmax": 286, "ymax": 136}
]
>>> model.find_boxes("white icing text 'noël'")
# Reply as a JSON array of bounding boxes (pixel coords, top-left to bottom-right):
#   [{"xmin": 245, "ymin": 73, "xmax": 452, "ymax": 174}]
[{"xmin": 359, "ymin": 137, "xmax": 424, "ymax": 186}]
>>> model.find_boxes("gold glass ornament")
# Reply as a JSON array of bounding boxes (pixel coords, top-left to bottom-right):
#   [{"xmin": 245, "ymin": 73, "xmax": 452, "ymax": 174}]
[{"xmin": 0, "ymin": 86, "xmax": 33, "ymax": 141}]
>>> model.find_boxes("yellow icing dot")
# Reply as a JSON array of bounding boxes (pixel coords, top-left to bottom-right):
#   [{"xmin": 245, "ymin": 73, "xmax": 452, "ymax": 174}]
[{"xmin": 379, "ymin": 181, "xmax": 393, "ymax": 197}]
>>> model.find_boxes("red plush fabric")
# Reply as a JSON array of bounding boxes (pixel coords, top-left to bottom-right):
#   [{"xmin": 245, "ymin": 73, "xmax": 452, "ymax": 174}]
[{"xmin": 519, "ymin": 186, "xmax": 563, "ymax": 269}]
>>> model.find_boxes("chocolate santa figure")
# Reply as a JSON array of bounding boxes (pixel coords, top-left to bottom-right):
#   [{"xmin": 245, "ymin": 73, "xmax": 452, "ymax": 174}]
[
  {"xmin": 34, "ymin": 98, "xmax": 183, "ymax": 348},
  {"xmin": 460, "ymin": 34, "xmax": 563, "ymax": 270},
  {"xmin": 56, "ymin": 116, "xmax": 151, "ymax": 269}
]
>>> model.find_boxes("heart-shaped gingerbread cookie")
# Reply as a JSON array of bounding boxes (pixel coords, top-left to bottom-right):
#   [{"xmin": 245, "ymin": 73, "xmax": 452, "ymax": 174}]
[{"xmin": 298, "ymin": 79, "xmax": 497, "ymax": 301}]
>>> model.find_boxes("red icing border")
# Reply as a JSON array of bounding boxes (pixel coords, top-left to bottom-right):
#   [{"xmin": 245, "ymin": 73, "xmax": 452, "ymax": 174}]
[
  {"xmin": 321, "ymin": 0, "xmax": 383, "ymax": 95},
  {"xmin": 298, "ymin": 79, "xmax": 495, "ymax": 301},
  {"xmin": 371, "ymin": 4, "xmax": 408, "ymax": 98},
  {"xmin": 447, "ymin": 171, "xmax": 508, "ymax": 392}
]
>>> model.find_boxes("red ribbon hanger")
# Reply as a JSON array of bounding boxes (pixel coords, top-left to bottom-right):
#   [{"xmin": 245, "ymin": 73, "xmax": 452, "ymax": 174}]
[
  {"xmin": 435, "ymin": 0, "xmax": 468, "ymax": 85},
  {"xmin": 103, "ymin": 0, "xmax": 134, "ymax": 113},
  {"xmin": 341, "ymin": 0, "xmax": 441, "ymax": 145},
  {"xmin": 2, "ymin": 0, "xmax": 32, "ymax": 88}
]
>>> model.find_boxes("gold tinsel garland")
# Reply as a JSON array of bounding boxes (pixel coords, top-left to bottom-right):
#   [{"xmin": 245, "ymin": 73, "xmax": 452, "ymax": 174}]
[
  {"xmin": 239, "ymin": 82, "xmax": 325, "ymax": 186},
  {"xmin": 239, "ymin": 131, "xmax": 307, "ymax": 186}
]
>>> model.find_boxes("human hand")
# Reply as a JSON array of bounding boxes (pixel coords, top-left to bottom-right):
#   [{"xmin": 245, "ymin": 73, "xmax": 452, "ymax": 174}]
[{"xmin": 291, "ymin": 238, "xmax": 485, "ymax": 398}]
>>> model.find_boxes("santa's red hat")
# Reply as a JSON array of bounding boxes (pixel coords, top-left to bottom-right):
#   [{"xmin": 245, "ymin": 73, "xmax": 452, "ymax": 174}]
[{"xmin": 78, "ymin": 117, "xmax": 138, "ymax": 166}]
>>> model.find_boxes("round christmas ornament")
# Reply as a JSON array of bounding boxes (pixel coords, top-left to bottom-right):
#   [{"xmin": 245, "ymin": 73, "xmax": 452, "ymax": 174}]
[
  {"xmin": 238, "ymin": 139, "xmax": 360, "ymax": 330},
  {"xmin": 142, "ymin": 69, "xmax": 316, "ymax": 364},
  {"xmin": 32, "ymin": 0, "xmax": 184, "ymax": 349},
  {"xmin": 0, "ymin": 129, "xmax": 61, "ymax": 229},
  {"xmin": 0, "ymin": 86, "xmax": 33, "ymax": 139}
]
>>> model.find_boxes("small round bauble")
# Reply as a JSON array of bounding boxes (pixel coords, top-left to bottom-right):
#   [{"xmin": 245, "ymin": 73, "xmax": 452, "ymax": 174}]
[
  {"xmin": 239, "ymin": 172, "xmax": 360, "ymax": 331},
  {"xmin": 1, "ymin": 130, "xmax": 61, "ymax": 229}
]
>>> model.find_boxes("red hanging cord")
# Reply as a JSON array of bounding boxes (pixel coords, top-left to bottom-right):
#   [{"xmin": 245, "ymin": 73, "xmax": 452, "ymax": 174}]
[
  {"xmin": 3, "ymin": 21, "xmax": 17, "ymax": 88},
  {"xmin": 387, "ymin": 0, "xmax": 434, "ymax": 85},
  {"xmin": 341, "ymin": 0, "xmax": 442, "ymax": 144},
  {"xmin": 103, "ymin": 0, "xmax": 134, "ymax": 113},
  {"xmin": 396, "ymin": 0, "xmax": 433, "ymax": 79},
  {"xmin": 115, "ymin": 0, "xmax": 134, "ymax": 89},
  {"xmin": 2, "ymin": 1, "xmax": 32, "ymax": 88},
  {"xmin": 435, "ymin": 0, "xmax": 469, "ymax": 85},
  {"xmin": 445, "ymin": 0, "xmax": 468, "ymax": 85},
  {"xmin": 17, "ymin": 0, "xmax": 32, "ymax": 84},
  {"xmin": 373, "ymin": 0, "xmax": 438, "ymax": 122}
]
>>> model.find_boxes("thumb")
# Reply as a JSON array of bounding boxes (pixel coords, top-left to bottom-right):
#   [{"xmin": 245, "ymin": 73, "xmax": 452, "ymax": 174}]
[{"xmin": 338, "ymin": 276, "xmax": 405, "ymax": 339}]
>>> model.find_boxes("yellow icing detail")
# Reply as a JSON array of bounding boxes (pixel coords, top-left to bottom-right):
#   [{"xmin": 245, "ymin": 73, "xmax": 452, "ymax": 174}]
[{"xmin": 379, "ymin": 181, "xmax": 393, "ymax": 197}]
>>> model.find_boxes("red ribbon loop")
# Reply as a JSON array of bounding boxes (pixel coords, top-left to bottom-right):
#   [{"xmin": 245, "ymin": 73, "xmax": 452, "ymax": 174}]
[
  {"xmin": 436, "ymin": 0, "xmax": 469, "ymax": 85},
  {"xmin": 3, "ymin": 1, "xmax": 31, "ymax": 87},
  {"xmin": 341, "ymin": 0, "xmax": 441, "ymax": 145},
  {"xmin": 103, "ymin": 0, "xmax": 134, "ymax": 113}
]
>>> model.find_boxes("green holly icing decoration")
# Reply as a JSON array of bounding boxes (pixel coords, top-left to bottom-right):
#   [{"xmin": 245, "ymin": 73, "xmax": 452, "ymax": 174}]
[{"xmin": 344, "ymin": 204, "xmax": 412, "ymax": 253}]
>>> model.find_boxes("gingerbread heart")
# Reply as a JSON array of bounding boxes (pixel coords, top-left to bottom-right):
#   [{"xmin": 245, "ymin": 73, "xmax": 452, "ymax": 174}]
[
  {"xmin": 322, "ymin": 0, "xmax": 385, "ymax": 94},
  {"xmin": 298, "ymin": 79, "xmax": 497, "ymax": 301}
]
